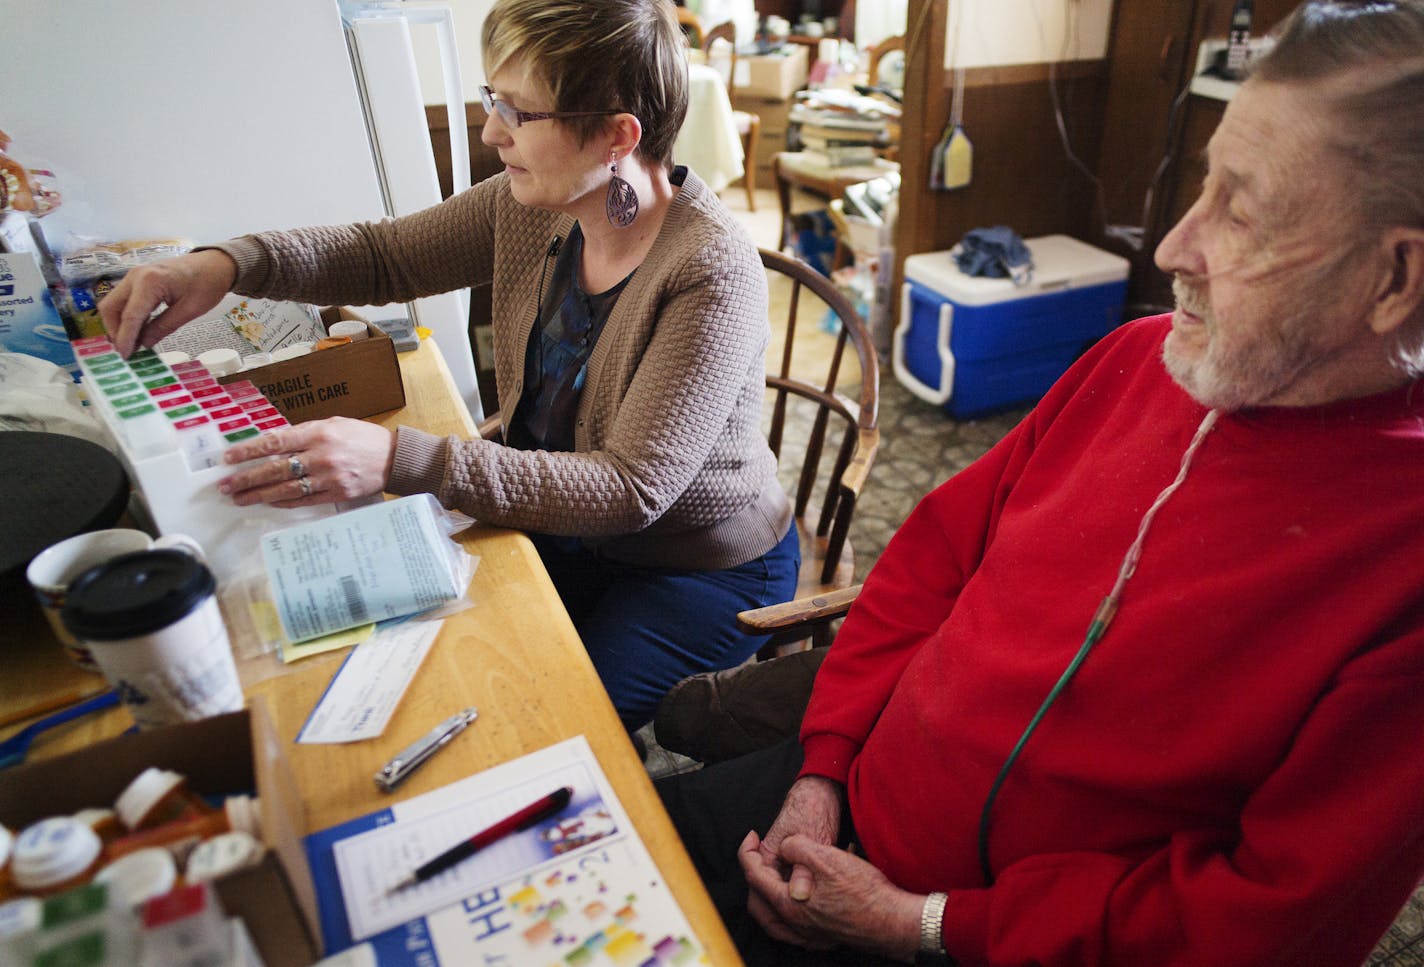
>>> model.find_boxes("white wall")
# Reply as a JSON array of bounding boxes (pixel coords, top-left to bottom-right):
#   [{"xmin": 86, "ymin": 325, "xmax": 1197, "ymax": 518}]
[
  {"xmin": 408, "ymin": 0, "xmax": 1114, "ymax": 103},
  {"xmin": 858, "ymin": 0, "xmax": 910, "ymax": 51},
  {"xmin": 409, "ymin": 0, "xmax": 495, "ymax": 105},
  {"xmin": 947, "ymin": 0, "xmax": 1113, "ymax": 69}
]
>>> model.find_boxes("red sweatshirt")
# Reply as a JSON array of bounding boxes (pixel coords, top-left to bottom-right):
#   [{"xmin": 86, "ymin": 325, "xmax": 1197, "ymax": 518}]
[{"xmin": 800, "ymin": 316, "xmax": 1424, "ymax": 966}]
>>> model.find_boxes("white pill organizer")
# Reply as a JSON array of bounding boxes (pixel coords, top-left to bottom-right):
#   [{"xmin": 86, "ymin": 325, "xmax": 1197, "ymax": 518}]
[{"xmin": 261, "ymin": 494, "xmax": 471, "ymax": 644}]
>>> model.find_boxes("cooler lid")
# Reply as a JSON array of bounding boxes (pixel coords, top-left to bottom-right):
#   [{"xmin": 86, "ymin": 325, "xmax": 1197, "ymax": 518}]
[{"xmin": 903, "ymin": 235, "xmax": 1130, "ymax": 307}]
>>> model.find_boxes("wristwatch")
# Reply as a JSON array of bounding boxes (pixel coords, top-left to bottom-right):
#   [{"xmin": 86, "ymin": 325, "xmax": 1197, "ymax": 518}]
[{"xmin": 914, "ymin": 892, "xmax": 956, "ymax": 966}]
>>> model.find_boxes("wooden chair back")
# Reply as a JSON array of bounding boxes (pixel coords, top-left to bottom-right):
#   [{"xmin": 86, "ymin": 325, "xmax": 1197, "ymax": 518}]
[
  {"xmin": 702, "ymin": 20, "xmax": 737, "ymax": 96},
  {"xmin": 700, "ymin": 19, "xmax": 761, "ymax": 210},
  {"xmin": 759, "ymin": 248, "xmax": 880, "ymax": 623},
  {"xmin": 868, "ymin": 34, "xmax": 906, "ymax": 89},
  {"xmin": 675, "ymin": 5, "xmax": 704, "ymax": 49}
]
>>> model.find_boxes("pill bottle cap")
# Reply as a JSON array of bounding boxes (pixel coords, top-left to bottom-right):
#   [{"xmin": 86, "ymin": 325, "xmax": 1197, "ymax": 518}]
[
  {"xmin": 72, "ymin": 808, "xmax": 123, "ymax": 843},
  {"xmin": 196, "ymin": 348, "xmax": 242, "ymax": 376},
  {"xmin": 271, "ymin": 342, "xmax": 313, "ymax": 362},
  {"xmin": 185, "ymin": 831, "xmax": 263, "ymax": 882},
  {"xmin": 62, "ymin": 550, "xmax": 215, "ymax": 641},
  {"xmin": 94, "ymin": 848, "xmax": 178, "ymax": 909},
  {"xmin": 11, "ymin": 817, "xmax": 103, "ymax": 891},
  {"xmin": 0, "ymin": 897, "xmax": 42, "ymax": 939},
  {"xmin": 328, "ymin": 320, "xmax": 370, "ymax": 341},
  {"xmin": 222, "ymin": 795, "xmax": 262, "ymax": 839},
  {"xmin": 115, "ymin": 767, "xmax": 188, "ymax": 830}
]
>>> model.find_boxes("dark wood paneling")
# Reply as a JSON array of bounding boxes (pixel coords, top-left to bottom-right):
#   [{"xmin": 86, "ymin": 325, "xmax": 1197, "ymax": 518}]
[
  {"xmin": 895, "ymin": 0, "xmax": 1108, "ymax": 318},
  {"xmin": 1095, "ymin": 0, "xmax": 1302, "ymax": 308},
  {"xmin": 1090, "ymin": 0, "xmax": 1203, "ymax": 308},
  {"xmin": 424, "ymin": 103, "xmax": 506, "ymax": 201},
  {"xmin": 424, "ymin": 103, "xmax": 505, "ymax": 364}
]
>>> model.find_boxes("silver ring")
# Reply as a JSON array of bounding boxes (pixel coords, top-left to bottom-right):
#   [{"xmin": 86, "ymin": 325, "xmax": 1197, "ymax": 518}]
[
  {"xmin": 288, "ymin": 455, "xmax": 306, "ymax": 479},
  {"xmin": 298, "ymin": 476, "xmax": 313, "ymax": 497}
]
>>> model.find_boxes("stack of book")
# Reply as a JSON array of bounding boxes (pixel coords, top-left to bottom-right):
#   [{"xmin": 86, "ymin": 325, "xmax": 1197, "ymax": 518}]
[{"xmin": 789, "ymin": 90, "xmax": 898, "ymax": 168}]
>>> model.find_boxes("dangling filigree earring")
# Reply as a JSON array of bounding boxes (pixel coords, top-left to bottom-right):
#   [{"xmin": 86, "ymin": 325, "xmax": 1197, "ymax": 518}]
[{"xmin": 605, "ymin": 154, "xmax": 639, "ymax": 228}]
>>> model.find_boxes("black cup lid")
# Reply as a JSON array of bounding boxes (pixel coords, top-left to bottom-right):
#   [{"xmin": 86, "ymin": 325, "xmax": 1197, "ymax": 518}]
[{"xmin": 61, "ymin": 549, "xmax": 216, "ymax": 640}]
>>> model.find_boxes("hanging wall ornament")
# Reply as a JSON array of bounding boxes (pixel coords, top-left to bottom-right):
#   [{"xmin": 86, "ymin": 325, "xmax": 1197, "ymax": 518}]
[{"xmin": 605, "ymin": 156, "xmax": 639, "ymax": 228}]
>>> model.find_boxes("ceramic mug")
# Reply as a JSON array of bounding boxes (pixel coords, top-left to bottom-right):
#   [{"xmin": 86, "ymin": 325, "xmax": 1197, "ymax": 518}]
[{"xmin": 26, "ymin": 529, "xmax": 205, "ymax": 669}]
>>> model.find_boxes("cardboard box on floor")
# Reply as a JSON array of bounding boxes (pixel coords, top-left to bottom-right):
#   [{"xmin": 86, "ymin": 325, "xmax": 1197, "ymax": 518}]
[
  {"xmin": 219, "ymin": 307, "xmax": 405, "ymax": 424},
  {"xmin": 0, "ymin": 705, "xmax": 319, "ymax": 967},
  {"xmin": 735, "ymin": 44, "xmax": 809, "ymax": 100}
]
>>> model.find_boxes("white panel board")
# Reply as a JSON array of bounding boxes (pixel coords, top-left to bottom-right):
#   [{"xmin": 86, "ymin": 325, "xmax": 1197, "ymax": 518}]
[{"xmin": 0, "ymin": 0, "xmax": 386, "ymax": 246}]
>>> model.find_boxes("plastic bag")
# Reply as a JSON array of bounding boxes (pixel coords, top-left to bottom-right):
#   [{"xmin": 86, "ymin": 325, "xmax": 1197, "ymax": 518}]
[{"xmin": 260, "ymin": 493, "xmax": 476, "ymax": 644}]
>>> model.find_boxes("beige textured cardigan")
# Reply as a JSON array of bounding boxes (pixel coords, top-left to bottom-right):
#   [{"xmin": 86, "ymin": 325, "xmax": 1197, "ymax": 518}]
[{"xmin": 215, "ymin": 168, "xmax": 791, "ymax": 571}]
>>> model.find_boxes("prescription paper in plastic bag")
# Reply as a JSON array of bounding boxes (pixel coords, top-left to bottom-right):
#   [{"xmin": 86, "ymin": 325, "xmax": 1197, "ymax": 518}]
[{"xmin": 263, "ymin": 494, "xmax": 466, "ymax": 643}]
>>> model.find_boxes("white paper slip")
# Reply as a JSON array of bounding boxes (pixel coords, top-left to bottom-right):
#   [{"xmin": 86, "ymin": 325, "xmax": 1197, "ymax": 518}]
[
  {"xmin": 263, "ymin": 494, "xmax": 472, "ymax": 644},
  {"xmin": 298, "ymin": 618, "xmax": 443, "ymax": 744}
]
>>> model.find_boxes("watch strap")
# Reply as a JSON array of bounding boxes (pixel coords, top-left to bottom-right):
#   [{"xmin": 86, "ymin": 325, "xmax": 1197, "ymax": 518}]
[{"xmin": 919, "ymin": 891, "xmax": 949, "ymax": 955}]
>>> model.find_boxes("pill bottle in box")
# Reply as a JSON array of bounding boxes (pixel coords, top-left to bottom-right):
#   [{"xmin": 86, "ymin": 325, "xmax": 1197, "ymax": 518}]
[{"xmin": 893, "ymin": 235, "xmax": 1130, "ymax": 418}]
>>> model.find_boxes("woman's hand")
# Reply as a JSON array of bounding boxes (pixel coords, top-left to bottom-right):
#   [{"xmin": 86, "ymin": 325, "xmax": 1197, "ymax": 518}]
[
  {"xmin": 98, "ymin": 249, "xmax": 238, "ymax": 357},
  {"xmin": 217, "ymin": 418, "xmax": 397, "ymax": 507},
  {"xmin": 739, "ymin": 830, "xmax": 925, "ymax": 961}
]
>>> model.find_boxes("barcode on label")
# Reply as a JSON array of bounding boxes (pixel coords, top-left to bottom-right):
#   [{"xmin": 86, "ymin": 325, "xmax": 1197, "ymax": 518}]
[{"xmin": 340, "ymin": 575, "xmax": 370, "ymax": 624}]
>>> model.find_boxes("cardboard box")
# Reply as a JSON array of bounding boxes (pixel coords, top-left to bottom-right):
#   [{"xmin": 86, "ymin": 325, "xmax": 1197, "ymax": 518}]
[
  {"xmin": 734, "ymin": 44, "xmax": 809, "ymax": 100},
  {"xmin": 219, "ymin": 308, "xmax": 405, "ymax": 423},
  {"xmin": 0, "ymin": 706, "xmax": 319, "ymax": 967},
  {"xmin": 731, "ymin": 92, "xmax": 796, "ymax": 182},
  {"xmin": 0, "ymin": 249, "xmax": 78, "ymax": 377}
]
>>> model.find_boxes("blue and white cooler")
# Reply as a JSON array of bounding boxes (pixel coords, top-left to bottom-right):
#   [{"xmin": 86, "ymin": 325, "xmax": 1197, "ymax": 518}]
[{"xmin": 894, "ymin": 235, "xmax": 1130, "ymax": 418}]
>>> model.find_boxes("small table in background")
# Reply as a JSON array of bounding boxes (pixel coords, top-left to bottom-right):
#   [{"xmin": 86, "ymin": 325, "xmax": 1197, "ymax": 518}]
[
  {"xmin": 674, "ymin": 62, "xmax": 745, "ymax": 194},
  {"xmin": 773, "ymin": 150, "xmax": 899, "ymax": 250}
]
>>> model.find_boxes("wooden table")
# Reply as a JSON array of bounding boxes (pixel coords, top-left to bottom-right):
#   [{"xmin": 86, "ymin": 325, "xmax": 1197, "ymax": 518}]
[
  {"xmin": 773, "ymin": 150, "xmax": 899, "ymax": 251},
  {"xmin": 0, "ymin": 338, "xmax": 741, "ymax": 965}
]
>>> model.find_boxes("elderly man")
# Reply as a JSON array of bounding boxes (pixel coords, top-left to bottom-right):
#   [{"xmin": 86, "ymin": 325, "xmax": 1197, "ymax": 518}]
[{"xmin": 656, "ymin": 2, "xmax": 1424, "ymax": 964}]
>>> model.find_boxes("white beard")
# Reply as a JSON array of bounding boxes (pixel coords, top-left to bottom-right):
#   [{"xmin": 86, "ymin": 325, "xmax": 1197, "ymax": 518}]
[{"xmin": 1162, "ymin": 276, "xmax": 1332, "ymax": 411}]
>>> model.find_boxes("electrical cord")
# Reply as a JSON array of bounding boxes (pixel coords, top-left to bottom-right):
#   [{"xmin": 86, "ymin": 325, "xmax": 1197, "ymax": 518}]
[
  {"xmin": 977, "ymin": 408, "xmax": 1221, "ymax": 885},
  {"xmin": 1034, "ymin": 0, "xmax": 1201, "ymax": 253}
]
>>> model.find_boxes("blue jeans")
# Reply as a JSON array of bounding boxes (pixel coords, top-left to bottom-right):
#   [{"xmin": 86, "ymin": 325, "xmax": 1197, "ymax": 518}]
[{"xmin": 530, "ymin": 526, "xmax": 800, "ymax": 729}]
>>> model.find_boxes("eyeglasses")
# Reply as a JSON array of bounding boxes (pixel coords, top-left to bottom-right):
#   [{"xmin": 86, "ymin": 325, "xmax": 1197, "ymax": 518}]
[{"xmin": 479, "ymin": 85, "xmax": 620, "ymax": 128}]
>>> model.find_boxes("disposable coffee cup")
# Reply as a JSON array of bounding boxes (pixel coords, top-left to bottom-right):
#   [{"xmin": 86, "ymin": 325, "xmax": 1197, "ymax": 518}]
[
  {"xmin": 26, "ymin": 529, "xmax": 205, "ymax": 670},
  {"xmin": 61, "ymin": 549, "xmax": 243, "ymax": 730}
]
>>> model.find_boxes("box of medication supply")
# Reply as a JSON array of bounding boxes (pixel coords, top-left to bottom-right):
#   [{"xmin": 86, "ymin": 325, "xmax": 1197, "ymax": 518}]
[
  {"xmin": 0, "ymin": 706, "xmax": 320, "ymax": 967},
  {"xmin": 894, "ymin": 235, "xmax": 1130, "ymax": 418},
  {"xmin": 219, "ymin": 308, "xmax": 405, "ymax": 425}
]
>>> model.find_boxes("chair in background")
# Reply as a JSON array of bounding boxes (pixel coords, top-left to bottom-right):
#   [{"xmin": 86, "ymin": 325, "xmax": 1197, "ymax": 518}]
[
  {"xmin": 654, "ymin": 588, "xmax": 853, "ymax": 763},
  {"xmin": 754, "ymin": 247, "xmax": 879, "ymax": 654},
  {"xmin": 674, "ymin": 5, "xmax": 704, "ymax": 49},
  {"xmin": 701, "ymin": 20, "xmax": 761, "ymax": 211},
  {"xmin": 476, "ymin": 248, "xmax": 879, "ymax": 655},
  {"xmin": 867, "ymin": 33, "xmax": 907, "ymax": 93}
]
